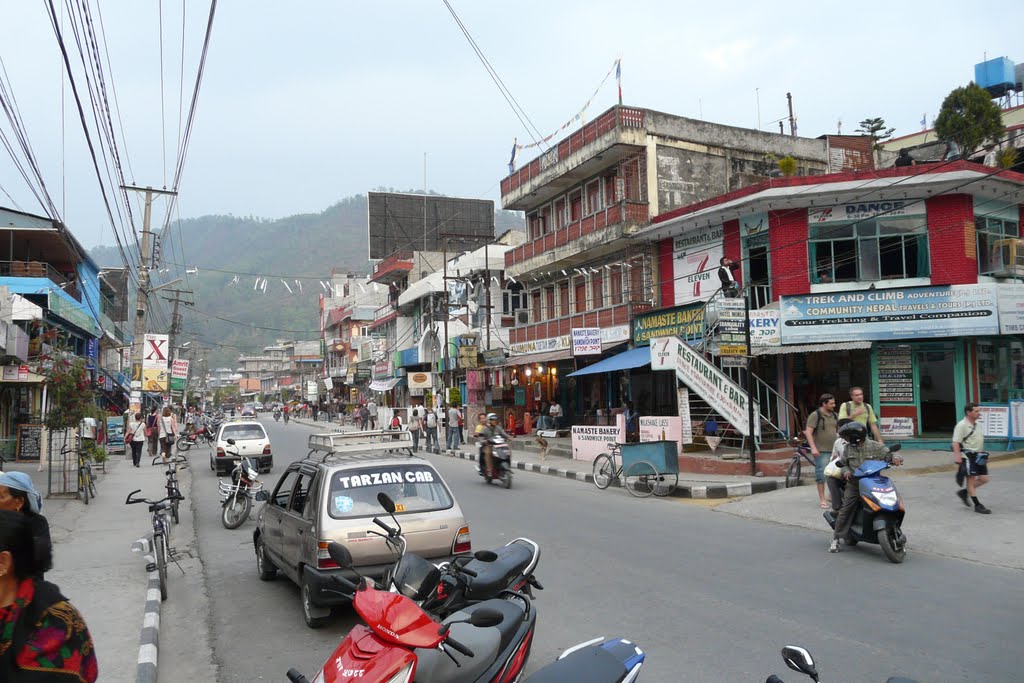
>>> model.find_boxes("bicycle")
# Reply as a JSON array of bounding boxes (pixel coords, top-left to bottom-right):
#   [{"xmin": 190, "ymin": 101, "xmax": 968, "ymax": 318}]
[
  {"xmin": 70, "ymin": 445, "xmax": 97, "ymax": 505},
  {"xmin": 153, "ymin": 455, "xmax": 189, "ymax": 524},
  {"xmin": 591, "ymin": 442, "xmax": 677, "ymax": 498},
  {"xmin": 785, "ymin": 436, "xmax": 816, "ymax": 488},
  {"xmin": 126, "ymin": 489, "xmax": 183, "ymax": 601}
]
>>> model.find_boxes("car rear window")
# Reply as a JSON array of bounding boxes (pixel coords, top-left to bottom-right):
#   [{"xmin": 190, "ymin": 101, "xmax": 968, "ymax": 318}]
[
  {"xmin": 328, "ymin": 464, "xmax": 453, "ymax": 519},
  {"xmin": 222, "ymin": 424, "xmax": 266, "ymax": 441}
]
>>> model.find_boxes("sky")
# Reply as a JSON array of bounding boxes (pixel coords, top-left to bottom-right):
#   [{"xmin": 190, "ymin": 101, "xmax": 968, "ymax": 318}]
[{"xmin": 1, "ymin": 1, "xmax": 1022, "ymax": 251}]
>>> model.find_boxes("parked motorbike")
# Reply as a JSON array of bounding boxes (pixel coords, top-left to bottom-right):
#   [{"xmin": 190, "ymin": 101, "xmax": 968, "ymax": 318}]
[
  {"xmin": 175, "ymin": 425, "xmax": 215, "ymax": 451},
  {"xmin": 479, "ymin": 435, "xmax": 513, "ymax": 488},
  {"xmin": 823, "ymin": 444, "xmax": 907, "ymax": 563},
  {"xmin": 218, "ymin": 441, "xmax": 267, "ymax": 529},
  {"xmin": 373, "ymin": 492, "xmax": 542, "ymax": 619},
  {"xmin": 766, "ymin": 644, "xmax": 920, "ymax": 683}
]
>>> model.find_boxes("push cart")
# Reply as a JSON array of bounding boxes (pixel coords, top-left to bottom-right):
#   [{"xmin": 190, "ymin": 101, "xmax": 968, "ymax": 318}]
[{"xmin": 592, "ymin": 440, "xmax": 679, "ymax": 498}]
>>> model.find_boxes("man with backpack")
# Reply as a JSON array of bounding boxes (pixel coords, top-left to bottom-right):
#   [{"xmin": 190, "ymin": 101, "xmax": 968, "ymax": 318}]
[
  {"xmin": 408, "ymin": 407, "xmax": 421, "ymax": 451},
  {"xmin": 422, "ymin": 406, "xmax": 440, "ymax": 453},
  {"xmin": 837, "ymin": 387, "xmax": 883, "ymax": 443},
  {"xmin": 804, "ymin": 394, "xmax": 838, "ymax": 510}
]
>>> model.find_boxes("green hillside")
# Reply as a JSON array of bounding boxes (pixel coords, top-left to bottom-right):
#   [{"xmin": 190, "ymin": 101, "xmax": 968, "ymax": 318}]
[{"xmin": 90, "ymin": 192, "xmax": 524, "ymax": 367}]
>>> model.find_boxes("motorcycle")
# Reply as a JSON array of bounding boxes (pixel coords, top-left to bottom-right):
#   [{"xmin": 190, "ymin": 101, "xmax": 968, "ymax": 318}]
[
  {"xmin": 767, "ymin": 644, "xmax": 920, "ymax": 683},
  {"xmin": 479, "ymin": 435, "xmax": 513, "ymax": 489},
  {"xmin": 273, "ymin": 409, "xmax": 281, "ymax": 422},
  {"xmin": 823, "ymin": 444, "xmax": 907, "ymax": 563},
  {"xmin": 283, "ymin": 411, "xmax": 290, "ymax": 424},
  {"xmin": 218, "ymin": 441, "xmax": 267, "ymax": 529},
  {"xmin": 374, "ymin": 492, "xmax": 542, "ymax": 619},
  {"xmin": 175, "ymin": 425, "xmax": 215, "ymax": 451}
]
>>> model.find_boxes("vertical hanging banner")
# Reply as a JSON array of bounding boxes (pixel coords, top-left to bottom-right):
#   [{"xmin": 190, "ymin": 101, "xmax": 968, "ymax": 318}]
[
  {"xmin": 170, "ymin": 359, "xmax": 190, "ymax": 393},
  {"xmin": 142, "ymin": 334, "xmax": 169, "ymax": 392}
]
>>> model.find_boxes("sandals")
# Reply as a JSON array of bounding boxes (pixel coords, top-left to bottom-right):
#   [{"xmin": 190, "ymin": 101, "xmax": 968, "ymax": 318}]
[{"xmin": 819, "ymin": 502, "xmax": 830, "ymax": 509}]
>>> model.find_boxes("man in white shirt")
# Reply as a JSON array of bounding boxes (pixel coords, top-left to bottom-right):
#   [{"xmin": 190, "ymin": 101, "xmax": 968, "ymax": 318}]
[
  {"xmin": 549, "ymin": 401, "xmax": 563, "ymax": 430},
  {"xmin": 447, "ymin": 405, "xmax": 463, "ymax": 450},
  {"xmin": 367, "ymin": 399, "xmax": 378, "ymax": 430}
]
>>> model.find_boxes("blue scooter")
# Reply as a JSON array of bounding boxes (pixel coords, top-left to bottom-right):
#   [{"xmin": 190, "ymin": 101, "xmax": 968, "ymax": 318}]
[{"xmin": 823, "ymin": 444, "xmax": 907, "ymax": 563}]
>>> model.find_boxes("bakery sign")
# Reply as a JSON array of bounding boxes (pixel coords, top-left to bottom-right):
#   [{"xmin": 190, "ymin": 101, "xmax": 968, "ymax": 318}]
[{"xmin": 408, "ymin": 371, "xmax": 434, "ymax": 390}]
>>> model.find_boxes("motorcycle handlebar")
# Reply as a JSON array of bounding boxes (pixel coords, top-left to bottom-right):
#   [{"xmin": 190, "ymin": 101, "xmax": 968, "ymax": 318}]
[
  {"xmin": 331, "ymin": 574, "xmax": 358, "ymax": 594},
  {"xmin": 445, "ymin": 636, "xmax": 474, "ymax": 658},
  {"xmin": 373, "ymin": 517, "xmax": 397, "ymax": 536},
  {"xmin": 285, "ymin": 669, "xmax": 310, "ymax": 683}
]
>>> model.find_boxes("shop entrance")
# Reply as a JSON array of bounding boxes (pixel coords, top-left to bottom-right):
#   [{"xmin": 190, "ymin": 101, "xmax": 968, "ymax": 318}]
[{"xmin": 916, "ymin": 346, "xmax": 958, "ymax": 433}]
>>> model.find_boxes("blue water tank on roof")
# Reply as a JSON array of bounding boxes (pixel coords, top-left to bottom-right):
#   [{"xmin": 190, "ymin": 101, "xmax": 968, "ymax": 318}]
[{"xmin": 975, "ymin": 57, "xmax": 1016, "ymax": 93}]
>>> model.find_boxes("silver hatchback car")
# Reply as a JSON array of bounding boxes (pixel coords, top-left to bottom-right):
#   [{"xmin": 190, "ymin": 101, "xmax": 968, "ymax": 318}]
[{"xmin": 252, "ymin": 431, "xmax": 471, "ymax": 628}]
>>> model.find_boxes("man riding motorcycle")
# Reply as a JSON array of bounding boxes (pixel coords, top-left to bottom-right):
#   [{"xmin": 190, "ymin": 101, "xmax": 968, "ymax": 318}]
[
  {"xmin": 829, "ymin": 421, "xmax": 902, "ymax": 553},
  {"xmin": 477, "ymin": 412, "xmax": 512, "ymax": 476}
]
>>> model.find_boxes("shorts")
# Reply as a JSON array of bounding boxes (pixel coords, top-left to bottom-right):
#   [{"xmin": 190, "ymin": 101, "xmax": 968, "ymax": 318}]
[
  {"xmin": 963, "ymin": 451, "xmax": 989, "ymax": 477},
  {"xmin": 813, "ymin": 452, "xmax": 830, "ymax": 483}
]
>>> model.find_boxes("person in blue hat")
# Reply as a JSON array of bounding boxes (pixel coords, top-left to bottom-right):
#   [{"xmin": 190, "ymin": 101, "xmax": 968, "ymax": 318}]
[{"xmin": 0, "ymin": 472, "xmax": 51, "ymax": 579}]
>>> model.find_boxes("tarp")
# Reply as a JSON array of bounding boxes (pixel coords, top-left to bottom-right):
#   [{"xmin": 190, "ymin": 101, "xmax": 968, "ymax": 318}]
[
  {"xmin": 369, "ymin": 377, "xmax": 404, "ymax": 391},
  {"xmin": 567, "ymin": 346, "xmax": 652, "ymax": 377}
]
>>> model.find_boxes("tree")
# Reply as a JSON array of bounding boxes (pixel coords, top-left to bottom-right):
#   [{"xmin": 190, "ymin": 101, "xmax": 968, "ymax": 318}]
[
  {"xmin": 933, "ymin": 83, "xmax": 1005, "ymax": 160},
  {"xmin": 777, "ymin": 155, "xmax": 799, "ymax": 177},
  {"xmin": 857, "ymin": 117, "xmax": 895, "ymax": 166}
]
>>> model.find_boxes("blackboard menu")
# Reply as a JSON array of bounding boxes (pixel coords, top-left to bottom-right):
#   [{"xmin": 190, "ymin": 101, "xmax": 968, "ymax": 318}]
[
  {"xmin": 877, "ymin": 344, "xmax": 914, "ymax": 403},
  {"xmin": 16, "ymin": 424, "xmax": 43, "ymax": 462}
]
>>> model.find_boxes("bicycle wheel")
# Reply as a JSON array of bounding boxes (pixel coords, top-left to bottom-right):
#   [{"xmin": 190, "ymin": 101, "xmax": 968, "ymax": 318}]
[
  {"xmin": 624, "ymin": 460, "xmax": 657, "ymax": 498},
  {"xmin": 154, "ymin": 532, "xmax": 168, "ymax": 601},
  {"xmin": 785, "ymin": 457, "xmax": 801, "ymax": 488},
  {"xmin": 652, "ymin": 469, "xmax": 678, "ymax": 497},
  {"xmin": 87, "ymin": 467, "xmax": 97, "ymax": 500},
  {"xmin": 592, "ymin": 454, "xmax": 615, "ymax": 490},
  {"xmin": 170, "ymin": 492, "xmax": 180, "ymax": 525},
  {"xmin": 79, "ymin": 468, "xmax": 90, "ymax": 505}
]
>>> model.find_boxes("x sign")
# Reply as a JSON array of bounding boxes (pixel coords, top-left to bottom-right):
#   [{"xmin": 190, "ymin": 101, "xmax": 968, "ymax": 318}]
[{"xmin": 145, "ymin": 337, "xmax": 168, "ymax": 362}]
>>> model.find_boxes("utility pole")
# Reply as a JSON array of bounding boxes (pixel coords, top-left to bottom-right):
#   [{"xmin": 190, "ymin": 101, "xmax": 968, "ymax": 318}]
[
  {"xmin": 122, "ymin": 185, "xmax": 177, "ymax": 395},
  {"xmin": 162, "ymin": 289, "xmax": 194, "ymax": 357},
  {"xmin": 786, "ymin": 92, "xmax": 797, "ymax": 137},
  {"xmin": 483, "ymin": 240, "xmax": 491, "ymax": 350}
]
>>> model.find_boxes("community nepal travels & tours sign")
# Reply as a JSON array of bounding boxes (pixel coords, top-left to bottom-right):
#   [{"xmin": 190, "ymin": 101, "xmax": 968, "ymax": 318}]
[
  {"xmin": 779, "ymin": 285, "xmax": 998, "ymax": 344},
  {"xmin": 673, "ymin": 224, "xmax": 724, "ymax": 306}
]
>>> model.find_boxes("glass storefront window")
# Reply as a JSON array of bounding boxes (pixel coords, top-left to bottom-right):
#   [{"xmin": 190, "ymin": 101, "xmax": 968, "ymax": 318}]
[
  {"xmin": 809, "ymin": 216, "xmax": 929, "ymax": 283},
  {"xmin": 976, "ymin": 216, "xmax": 1020, "ymax": 275},
  {"xmin": 977, "ymin": 338, "xmax": 1024, "ymax": 403}
]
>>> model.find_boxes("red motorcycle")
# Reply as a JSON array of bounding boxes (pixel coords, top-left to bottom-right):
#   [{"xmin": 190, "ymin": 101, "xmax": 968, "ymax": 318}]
[{"xmin": 175, "ymin": 425, "xmax": 214, "ymax": 451}]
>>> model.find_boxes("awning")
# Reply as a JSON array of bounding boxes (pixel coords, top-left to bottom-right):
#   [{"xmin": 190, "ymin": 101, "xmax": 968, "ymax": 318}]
[
  {"xmin": 753, "ymin": 341, "xmax": 872, "ymax": 356},
  {"xmin": 568, "ymin": 347, "xmax": 651, "ymax": 377},
  {"xmin": 502, "ymin": 348, "xmax": 573, "ymax": 368},
  {"xmin": 369, "ymin": 377, "xmax": 404, "ymax": 391}
]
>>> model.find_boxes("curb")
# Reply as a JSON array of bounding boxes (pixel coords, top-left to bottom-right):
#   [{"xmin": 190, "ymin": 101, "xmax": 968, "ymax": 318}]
[
  {"xmin": 440, "ymin": 448, "xmax": 781, "ymax": 499},
  {"xmin": 131, "ymin": 537, "xmax": 160, "ymax": 683}
]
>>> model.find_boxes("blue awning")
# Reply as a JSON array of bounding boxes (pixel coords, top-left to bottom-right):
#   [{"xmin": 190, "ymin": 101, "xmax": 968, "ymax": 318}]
[{"xmin": 568, "ymin": 347, "xmax": 652, "ymax": 377}]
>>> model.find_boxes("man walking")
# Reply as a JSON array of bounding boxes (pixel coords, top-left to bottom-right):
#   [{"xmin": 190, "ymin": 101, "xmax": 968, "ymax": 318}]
[
  {"xmin": 358, "ymin": 403, "xmax": 369, "ymax": 431},
  {"xmin": 367, "ymin": 399, "xmax": 378, "ymax": 430},
  {"xmin": 423, "ymin": 405, "xmax": 440, "ymax": 453},
  {"xmin": 952, "ymin": 403, "xmax": 992, "ymax": 514},
  {"xmin": 804, "ymin": 394, "xmax": 839, "ymax": 510},
  {"xmin": 837, "ymin": 387, "xmax": 883, "ymax": 443},
  {"xmin": 408, "ymin": 407, "xmax": 422, "ymax": 451},
  {"xmin": 447, "ymin": 404, "xmax": 463, "ymax": 451}
]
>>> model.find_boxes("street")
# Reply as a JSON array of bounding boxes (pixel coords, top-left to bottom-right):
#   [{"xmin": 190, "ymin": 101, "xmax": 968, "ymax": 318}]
[{"xmin": 182, "ymin": 417, "xmax": 1023, "ymax": 682}]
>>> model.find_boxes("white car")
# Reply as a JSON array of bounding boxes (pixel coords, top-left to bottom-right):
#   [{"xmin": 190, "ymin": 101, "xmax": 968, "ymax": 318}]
[{"xmin": 211, "ymin": 420, "xmax": 273, "ymax": 476}]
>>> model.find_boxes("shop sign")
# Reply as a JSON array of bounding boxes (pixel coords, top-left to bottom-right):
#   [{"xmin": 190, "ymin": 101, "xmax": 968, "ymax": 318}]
[
  {"xmin": 143, "ymin": 334, "xmax": 169, "ymax": 369},
  {"xmin": 749, "ymin": 310, "xmax": 780, "ymax": 346},
  {"xmin": 877, "ymin": 344, "xmax": 914, "ymax": 403},
  {"xmin": 571, "ymin": 328, "xmax": 602, "ymax": 356},
  {"xmin": 673, "ymin": 224, "xmax": 724, "ymax": 306},
  {"xmin": 713, "ymin": 298, "xmax": 747, "ymax": 356},
  {"xmin": 997, "ymin": 283, "xmax": 1024, "ymax": 334},
  {"xmin": 1, "ymin": 365, "xmax": 29, "ymax": 381},
  {"xmin": 879, "ymin": 416, "xmax": 914, "ymax": 438},
  {"xmin": 632, "ymin": 304, "xmax": 705, "ymax": 346},
  {"xmin": 373, "ymin": 360, "xmax": 391, "ymax": 379},
  {"xmin": 355, "ymin": 362, "xmax": 372, "ymax": 379},
  {"xmin": 306, "ymin": 381, "xmax": 319, "ymax": 399},
  {"xmin": 740, "ymin": 212, "xmax": 767, "ymax": 237},
  {"xmin": 570, "ymin": 424, "xmax": 625, "ymax": 463},
  {"xmin": 509, "ymin": 335, "xmax": 570, "ymax": 355},
  {"xmin": 169, "ymin": 359, "xmax": 189, "ymax": 393},
  {"xmin": 408, "ymin": 372, "xmax": 434, "ymax": 390},
  {"xmin": 323, "ymin": 377, "xmax": 334, "ymax": 391},
  {"xmin": 142, "ymin": 367, "xmax": 168, "ymax": 392},
  {"xmin": 780, "ymin": 285, "xmax": 998, "ymax": 344},
  {"xmin": 481, "ymin": 349, "xmax": 507, "ymax": 366},
  {"xmin": 1011, "ymin": 400, "xmax": 1024, "ymax": 440},
  {"xmin": 978, "ymin": 405, "xmax": 1009, "ymax": 438},
  {"xmin": 601, "ymin": 325, "xmax": 630, "ymax": 345},
  {"xmin": 639, "ymin": 415, "xmax": 692, "ymax": 448},
  {"xmin": 808, "ymin": 199, "xmax": 924, "ymax": 224}
]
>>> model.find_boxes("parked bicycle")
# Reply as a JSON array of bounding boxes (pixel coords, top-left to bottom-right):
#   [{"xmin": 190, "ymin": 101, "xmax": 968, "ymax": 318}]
[
  {"xmin": 126, "ymin": 489, "xmax": 183, "ymax": 601},
  {"xmin": 785, "ymin": 436, "xmax": 815, "ymax": 488},
  {"xmin": 153, "ymin": 455, "xmax": 188, "ymax": 524},
  {"xmin": 591, "ymin": 441, "xmax": 678, "ymax": 497},
  {"xmin": 67, "ymin": 445, "xmax": 97, "ymax": 505}
]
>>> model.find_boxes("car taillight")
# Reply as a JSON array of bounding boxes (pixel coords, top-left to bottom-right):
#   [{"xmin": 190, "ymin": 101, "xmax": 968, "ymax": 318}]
[
  {"xmin": 453, "ymin": 526, "xmax": 471, "ymax": 554},
  {"xmin": 317, "ymin": 541, "xmax": 338, "ymax": 570},
  {"xmin": 216, "ymin": 447, "xmax": 225, "ymax": 458},
  {"xmin": 263, "ymin": 444, "xmax": 271, "ymax": 455}
]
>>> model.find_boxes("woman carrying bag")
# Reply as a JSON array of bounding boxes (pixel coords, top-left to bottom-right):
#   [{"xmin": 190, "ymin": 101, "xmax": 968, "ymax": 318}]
[
  {"xmin": 126, "ymin": 412, "xmax": 146, "ymax": 467},
  {"xmin": 157, "ymin": 407, "xmax": 178, "ymax": 462}
]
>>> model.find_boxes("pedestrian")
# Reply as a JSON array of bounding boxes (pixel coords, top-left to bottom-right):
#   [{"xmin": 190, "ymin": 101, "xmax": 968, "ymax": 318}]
[
  {"xmin": 423, "ymin": 405, "xmax": 440, "ymax": 453},
  {"xmin": 388, "ymin": 411, "xmax": 403, "ymax": 440},
  {"xmin": 717, "ymin": 256, "xmax": 740, "ymax": 297},
  {"xmin": 126, "ymin": 411, "xmax": 146, "ymax": 467},
  {"xmin": 0, "ymin": 510, "xmax": 99, "ymax": 682},
  {"xmin": 408, "ymin": 407, "xmax": 421, "ymax": 451},
  {"xmin": 312, "ymin": 403, "xmax": 320, "ymax": 422},
  {"xmin": 446, "ymin": 404, "xmax": 462, "ymax": 451},
  {"xmin": 358, "ymin": 403, "xmax": 369, "ymax": 431},
  {"xmin": 367, "ymin": 399, "xmax": 378, "ymax": 430},
  {"xmin": 837, "ymin": 387, "xmax": 883, "ymax": 443},
  {"xmin": 0, "ymin": 471, "xmax": 50, "ymax": 580},
  {"xmin": 157, "ymin": 406, "xmax": 178, "ymax": 462},
  {"xmin": 804, "ymin": 393, "xmax": 839, "ymax": 510},
  {"xmin": 624, "ymin": 401, "xmax": 640, "ymax": 442},
  {"xmin": 829, "ymin": 422, "xmax": 901, "ymax": 553},
  {"xmin": 549, "ymin": 400, "xmax": 563, "ymax": 430},
  {"xmin": 952, "ymin": 403, "xmax": 992, "ymax": 514},
  {"xmin": 145, "ymin": 406, "xmax": 159, "ymax": 458}
]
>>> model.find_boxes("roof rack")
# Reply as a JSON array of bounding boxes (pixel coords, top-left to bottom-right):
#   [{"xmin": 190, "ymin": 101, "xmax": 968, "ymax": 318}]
[{"xmin": 306, "ymin": 430, "xmax": 415, "ymax": 462}]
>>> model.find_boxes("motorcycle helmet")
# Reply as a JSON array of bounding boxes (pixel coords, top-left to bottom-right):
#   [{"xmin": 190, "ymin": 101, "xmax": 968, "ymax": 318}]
[
  {"xmin": 838, "ymin": 421, "xmax": 867, "ymax": 446},
  {"xmin": 487, "ymin": 413, "xmax": 498, "ymax": 422}
]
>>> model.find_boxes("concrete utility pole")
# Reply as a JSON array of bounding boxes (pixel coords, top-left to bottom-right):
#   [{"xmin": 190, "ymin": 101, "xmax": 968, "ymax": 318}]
[
  {"xmin": 786, "ymin": 92, "xmax": 797, "ymax": 137},
  {"xmin": 162, "ymin": 289, "xmax": 194, "ymax": 358},
  {"xmin": 122, "ymin": 185, "xmax": 177, "ymax": 390}
]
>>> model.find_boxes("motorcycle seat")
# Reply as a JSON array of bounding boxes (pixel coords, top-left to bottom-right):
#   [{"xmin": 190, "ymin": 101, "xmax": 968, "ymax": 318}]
[
  {"xmin": 526, "ymin": 638, "xmax": 638, "ymax": 683},
  {"xmin": 462, "ymin": 543, "xmax": 535, "ymax": 600},
  {"xmin": 457, "ymin": 599, "xmax": 525, "ymax": 653},
  {"xmin": 413, "ymin": 620, "xmax": 501, "ymax": 683}
]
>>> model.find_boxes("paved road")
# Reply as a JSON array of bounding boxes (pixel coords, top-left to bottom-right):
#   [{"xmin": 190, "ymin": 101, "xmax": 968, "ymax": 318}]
[{"xmin": 192, "ymin": 417, "xmax": 1022, "ymax": 682}]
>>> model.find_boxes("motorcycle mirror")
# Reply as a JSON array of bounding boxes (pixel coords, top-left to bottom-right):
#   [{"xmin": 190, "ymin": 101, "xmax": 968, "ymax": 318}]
[
  {"xmin": 781, "ymin": 646, "xmax": 819, "ymax": 682},
  {"xmin": 227, "ymin": 438, "xmax": 236, "ymax": 445},
  {"xmin": 377, "ymin": 492, "xmax": 397, "ymax": 514},
  {"xmin": 888, "ymin": 443, "xmax": 902, "ymax": 453},
  {"xmin": 468, "ymin": 608, "xmax": 504, "ymax": 628},
  {"xmin": 473, "ymin": 550, "xmax": 498, "ymax": 562},
  {"xmin": 327, "ymin": 541, "xmax": 354, "ymax": 569}
]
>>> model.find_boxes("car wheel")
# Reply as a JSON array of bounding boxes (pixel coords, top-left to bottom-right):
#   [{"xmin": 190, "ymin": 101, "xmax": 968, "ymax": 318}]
[
  {"xmin": 255, "ymin": 538, "xmax": 277, "ymax": 581},
  {"xmin": 301, "ymin": 571, "xmax": 330, "ymax": 628}
]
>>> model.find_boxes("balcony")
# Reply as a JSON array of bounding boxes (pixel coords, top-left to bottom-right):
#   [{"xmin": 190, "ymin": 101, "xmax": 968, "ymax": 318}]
[
  {"xmin": 371, "ymin": 301, "xmax": 398, "ymax": 328},
  {"xmin": 500, "ymin": 106, "xmax": 646, "ymax": 211},
  {"xmin": 371, "ymin": 250, "xmax": 415, "ymax": 284},
  {"xmin": 504, "ymin": 201, "xmax": 650, "ymax": 278},
  {"xmin": 509, "ymin": 303, "xmax": 638, "ymax": 345},
  {"xmin": 0, "ymin": 260, "xmax": 80, "ymax": 300}
]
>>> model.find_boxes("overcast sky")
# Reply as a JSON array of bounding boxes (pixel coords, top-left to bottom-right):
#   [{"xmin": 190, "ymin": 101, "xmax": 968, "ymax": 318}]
[{"xmin": 1, "ymin": 1, "xmax": 1021, "ymax": 250}]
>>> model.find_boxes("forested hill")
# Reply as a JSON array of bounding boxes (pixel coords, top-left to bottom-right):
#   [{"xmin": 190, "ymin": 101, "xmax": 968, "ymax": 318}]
[{"xmin": 89, "ymin": 192, "xmax": 524, "ymax": 367}]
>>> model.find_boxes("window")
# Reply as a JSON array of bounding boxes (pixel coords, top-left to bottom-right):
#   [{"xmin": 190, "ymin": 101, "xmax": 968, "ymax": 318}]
[
  {"xmin": 586, "ymin": 181, "xmax": 600, "ymax": 214},
  {"xmin": 539, "ymin": 207, "xmax": 550, "ymax": 235},
  {"xmin": 574, "ymin": 277, "xmax": 587, "ymax": 313},
  {"xmin": 591, "ymin": 274, "xmax": 603, "ymax": 308},
  {"xmin": 559, "ymin": 282, "xmax": 570, "ymax": 316},
  {"xmin": 328, "ymin": 465, "xmax": 454, "ymax": 519},
  {"xmin": 545, "ymin": 286, "xmax": 556, "ymax": 318},
  {"xmin": 976, "ymin": 216, "xmax": 1020, "ymax": 275},
  {"xmin": 809, "ymin": 216, "xmax": 929, "ymax": 283},
  {"xmin": 554, "ymin": 199, "xmax": 566, "ymax": 230},
  {"xmin": 604, "ymin": 176, "xmax": 618, "ymax": 205},
  {"xmin": 272, "ymin": 470, "xmax": 298, "ymax": 507},
  {"xmin": 221, "ymin": 424, "xmax": 267, "ymax": 441},
  {"xmin": 528, "ymin": 213, "xmax": 541, "ymax": 240},
  {"xmin": 531, "ymin": 291, "xmax": 542, "ymax": 323},
  {"xmin": 502, "ymin": 282, "xmax": 525, "ymax": 314},
  {"xmin": 289, "ymin": 472, "xmax": 314, "ymax": 517},
  {"xmin": 570, "ymin": 191, "xmax": 583, "ymax": 222},
  {"xmin": 610, "ymin": 267, "xmax": 623, "ymax": 305}
]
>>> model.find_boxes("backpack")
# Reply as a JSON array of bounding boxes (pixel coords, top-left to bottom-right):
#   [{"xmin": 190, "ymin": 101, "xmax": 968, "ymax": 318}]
[
  {"xmin": 844, "ymin": 401, "xmax": 873, "ymax": 421},
  {"xmin": 426, "ymin": 411, "xmax": 438, "ymax": 428},
  {"xmin": 390, "ymin": 416, "xmax": 401, "ymax": 429}
]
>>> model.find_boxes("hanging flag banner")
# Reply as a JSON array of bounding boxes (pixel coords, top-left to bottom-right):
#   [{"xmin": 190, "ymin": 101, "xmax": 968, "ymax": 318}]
[
  {"xmin": 673, "ymin": 224, "xmax": 724, "ymax": 306},
  {"xmin": 170, "ymin": 360, "xmax": 189, "ymax": 393}
]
